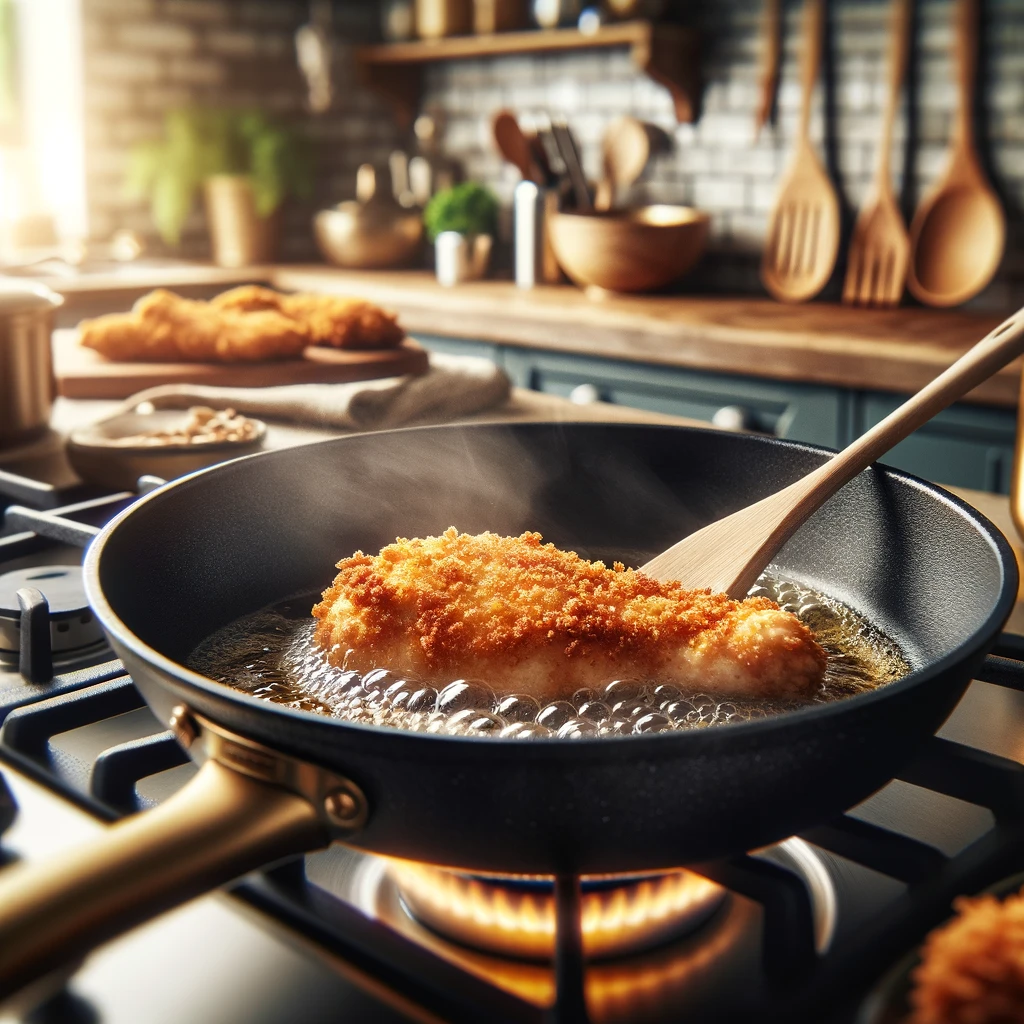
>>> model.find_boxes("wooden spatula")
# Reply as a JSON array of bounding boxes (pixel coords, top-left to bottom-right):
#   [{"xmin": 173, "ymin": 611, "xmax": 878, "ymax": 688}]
[
  {"xmin": 841, "ymin": 0, "xmax": 911, "ymax": 307},
  {"xmin": 760, "ymin": 0, "xmax": 840, "ymax": 303},
  {"xmin": 640, "ymin": 305, "xmax": 1024, "ymax": 597}
]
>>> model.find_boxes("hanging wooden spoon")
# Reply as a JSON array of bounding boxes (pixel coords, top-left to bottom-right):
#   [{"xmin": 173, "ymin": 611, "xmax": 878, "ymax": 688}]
[
  {"xmin": 594, "ymin": 117, "xmax": 650, "ymax": 212},
  {"xmin": 760, "ymin": 0, "xmax": 841, "ymax": 303},
  {"xmin": 841, "ymin": 0, "xmax": 911, "ymax": 307},
  {"xmin": 640, "ymin": 305, "xmax": 1024, "ymax": 596},
  {"xmin": 907, "ymin": 0, "xmax": 1005, "ymax": 307}
]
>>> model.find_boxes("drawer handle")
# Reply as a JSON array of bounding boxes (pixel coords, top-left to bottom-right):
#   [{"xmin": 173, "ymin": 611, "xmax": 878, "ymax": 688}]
[
  {"xmin": 712, "ymin": 405, "xmax": 770, "ymax": 433},
  {"xmin": 569, "ymin": 383, "xmax": 603, "ymax": 405},
  {"xmin": 711, "ymin": 405, "xmax": 752, "ymax": 431}
]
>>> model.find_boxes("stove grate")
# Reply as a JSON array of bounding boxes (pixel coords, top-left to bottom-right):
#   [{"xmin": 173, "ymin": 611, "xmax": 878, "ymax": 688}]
[{"xmin": 4, "ymin": 496, "xmax": 1024, "ymax": 1022}]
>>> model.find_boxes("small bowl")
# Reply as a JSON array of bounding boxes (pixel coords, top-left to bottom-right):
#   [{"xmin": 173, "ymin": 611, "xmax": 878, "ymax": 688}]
[
  {"xmin": 67, "ymin": 407, "xmax": 266, "ymax": 491},
  {"xmin": 549, "ymin": 205, "xmax": 710, "ymax": 293}
]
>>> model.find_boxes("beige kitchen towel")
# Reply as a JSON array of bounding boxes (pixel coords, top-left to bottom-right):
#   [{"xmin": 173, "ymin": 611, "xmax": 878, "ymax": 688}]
[{"xmin": 111, "ymin": 352, "xmax": 511, "ymax": 431}]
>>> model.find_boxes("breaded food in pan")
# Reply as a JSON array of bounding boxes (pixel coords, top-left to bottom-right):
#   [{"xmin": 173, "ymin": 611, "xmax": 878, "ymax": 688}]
[{"xmin": 312, "ymin": 529, "xmax": 827, "ymax": 701}]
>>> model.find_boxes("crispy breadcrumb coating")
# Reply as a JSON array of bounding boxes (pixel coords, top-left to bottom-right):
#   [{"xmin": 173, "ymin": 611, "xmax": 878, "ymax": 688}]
[
  {"xmin": 312, "ymin": 529, "xmax": 827, "ymax": 700},
  {"xmin": 212, "ymin": 285, "xmax": 404, "ymax": 349},
  {"xmin": 909, "ymin": 890, "xmax": 1024, "ymax": 1024},
  {"xmin": 79, "ymin": 289, "xmax": 309, "ymax": 363}
]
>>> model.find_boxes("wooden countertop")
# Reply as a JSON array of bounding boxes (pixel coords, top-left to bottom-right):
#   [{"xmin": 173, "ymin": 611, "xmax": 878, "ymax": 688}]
[{"xmin": 36, "ymin": 262, "xmax": 1018, "ymax": 408}]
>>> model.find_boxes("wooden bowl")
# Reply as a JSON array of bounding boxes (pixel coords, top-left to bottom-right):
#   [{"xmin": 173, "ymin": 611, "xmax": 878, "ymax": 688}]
[{"xmin": 549, "ymin": 205, "xmax": 710, "ymax": 293}]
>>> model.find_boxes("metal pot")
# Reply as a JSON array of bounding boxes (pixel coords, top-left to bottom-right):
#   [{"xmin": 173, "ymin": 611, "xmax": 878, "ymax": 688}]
[{"xmin": 0, "ymin": 281, "xmax": 62, "ymax": 450}]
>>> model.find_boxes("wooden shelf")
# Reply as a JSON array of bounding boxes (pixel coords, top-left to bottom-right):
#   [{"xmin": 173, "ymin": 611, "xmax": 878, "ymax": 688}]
[{"xmin": 355, "ymin": 21, "xmax": 699, "ymax": 127}]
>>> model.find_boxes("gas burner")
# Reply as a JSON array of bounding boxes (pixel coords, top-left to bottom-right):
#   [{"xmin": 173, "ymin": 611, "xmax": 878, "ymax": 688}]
[
  {"xmin": 391, "ymin": 864, "xmax": 727, "ymax": 960},
  {"xmin": 0, "ymin": 565, "xmax": 102, "ymax": 655}
]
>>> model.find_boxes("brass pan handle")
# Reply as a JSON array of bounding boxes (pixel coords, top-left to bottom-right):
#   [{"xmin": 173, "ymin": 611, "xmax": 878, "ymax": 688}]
[{"xmin": 0, "ymin": 759, "xmax": 327, "ymax": 1005}]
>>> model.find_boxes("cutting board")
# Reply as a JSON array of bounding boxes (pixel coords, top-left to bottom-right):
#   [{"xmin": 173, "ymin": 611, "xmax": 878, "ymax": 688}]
[{"xmin": 53, "ymin": 329, "xmax": 431, "ymax": 399}]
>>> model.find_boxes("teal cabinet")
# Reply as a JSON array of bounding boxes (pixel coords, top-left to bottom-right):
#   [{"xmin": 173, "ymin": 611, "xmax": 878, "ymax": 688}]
[
  {"xmin": 501, "ymin": 349, "xmax": 847, "ymax": 449},
  {"xmin": 855, "ymin": 393, "xmax": 1017, "ymax": 494},
  {"xmin": 413, "ymin": 334, "xmax": 1019, "ymax": 494}
]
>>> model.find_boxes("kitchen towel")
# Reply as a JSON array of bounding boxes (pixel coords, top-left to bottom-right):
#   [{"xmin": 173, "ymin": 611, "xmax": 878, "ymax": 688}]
[{"xmin": 108, "ymin": 352, "xmax": 512, "ymax": 431}]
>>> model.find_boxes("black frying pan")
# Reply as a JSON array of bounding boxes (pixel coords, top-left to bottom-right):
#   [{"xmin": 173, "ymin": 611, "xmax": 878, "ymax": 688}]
[{"xmin": 0, "ymin": 423, "xmax": 1015, "ymax": 1002}]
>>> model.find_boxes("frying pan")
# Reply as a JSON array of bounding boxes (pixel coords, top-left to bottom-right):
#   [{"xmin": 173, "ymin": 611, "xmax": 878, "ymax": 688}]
[{"xmin": 0, "ymin": 422, "xmax": 1015, "ymax": 1002}]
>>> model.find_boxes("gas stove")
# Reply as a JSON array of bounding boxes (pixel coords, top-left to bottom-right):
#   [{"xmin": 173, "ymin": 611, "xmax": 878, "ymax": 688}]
[{"xmin": 3, "ymin": 466, "xmax": 1024, "ymax": 1023}]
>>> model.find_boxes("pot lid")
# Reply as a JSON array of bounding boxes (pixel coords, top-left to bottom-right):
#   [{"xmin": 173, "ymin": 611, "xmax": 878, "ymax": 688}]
[{"xmin": 0, "ymin": 280, "xmax": 62, "ymax": 314}]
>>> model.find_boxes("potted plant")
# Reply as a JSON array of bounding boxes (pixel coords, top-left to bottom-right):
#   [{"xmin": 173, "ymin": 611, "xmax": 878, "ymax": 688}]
[
  {"xmin": 126, "ymin": 108, "xmax": 312, "ymax": 267},
  {"xmin": 423, "ymin": 182, "xmax": 499, "ymax": 285}
]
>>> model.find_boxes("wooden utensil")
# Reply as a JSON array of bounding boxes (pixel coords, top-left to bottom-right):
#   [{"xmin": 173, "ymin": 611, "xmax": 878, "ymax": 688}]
[
  {"xmin": 760, "ymin": 0, "xmax": 840, "ymax": 303},
  {"xmin": 842, "ymin": 0, "xmax": 911, "ymax": 307},
  {"xmin": 754, "ymin": 0, "xmax": 781, "ymax": 137},
  {"xmin": 907, "ymin": 0, "xmax": 1005, "ymax": 307},
  {"xmin": 594, "ymin": 117, "xmax": 650, "ymax": 212},
  {"xmin": 640, "ymin": 304, "xmax": 1024, "ymax": 596},
  {"xmin": 493, "ymin": 110, "xmax": 543, "ymax": 184}
]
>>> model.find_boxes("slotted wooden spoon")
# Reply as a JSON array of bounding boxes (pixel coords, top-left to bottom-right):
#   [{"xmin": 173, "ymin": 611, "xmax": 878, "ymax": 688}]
[
  {"xmin": 760, "ymin": 0, "xmax": 840, "ymax": 303},
  {"xmin": 842, "ymin": 0, "xmax": 911, "ymax": 307},
  {"xmin": 907, "ymin": 0, "xmax": 1005, "ymax": 307},
  {"xmin": 640, "ymin": 305, "xmax": 1024, "ymax": 596}
]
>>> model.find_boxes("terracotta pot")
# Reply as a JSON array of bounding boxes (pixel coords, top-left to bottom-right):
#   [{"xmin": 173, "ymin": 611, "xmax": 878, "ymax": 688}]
[{"xmin": 203, "ymin": 175, "xmax": 281, "ymax": 268}]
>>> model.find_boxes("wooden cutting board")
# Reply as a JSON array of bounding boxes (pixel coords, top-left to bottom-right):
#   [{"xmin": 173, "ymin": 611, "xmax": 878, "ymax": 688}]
[{"xmin": 53, "ymin": 329, "xmax": 431, "ymax": 399}]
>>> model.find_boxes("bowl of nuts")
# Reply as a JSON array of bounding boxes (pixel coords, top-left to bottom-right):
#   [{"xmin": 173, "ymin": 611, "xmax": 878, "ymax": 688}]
[{"xmin": 67, "ymin": 405, "xmax": 266, "ymax": 490}]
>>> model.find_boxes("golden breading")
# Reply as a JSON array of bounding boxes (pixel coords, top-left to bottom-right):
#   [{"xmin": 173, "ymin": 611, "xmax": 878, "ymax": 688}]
[
  {"xmin": 909, "ymin": 890, "xmax": 1024, "ymax": 1024},
  {"xmin": 312, "ymin": 529, "xmax": 827, "ymax": 700},
  {"xmin": 212, "ymin": 285, "xmax": 405, "ymax": 349},
  {"xmin": 79, "ymin": 289, "xmax": 309, "ymax": 363}
]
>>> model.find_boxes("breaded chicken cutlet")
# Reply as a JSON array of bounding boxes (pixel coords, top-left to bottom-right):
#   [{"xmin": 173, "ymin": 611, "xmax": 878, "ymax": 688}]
[
  {"xmin": 312, "ymin": 529, "xmax": 827, "ymax": 701},
  {"xmin": 212, "ymin": 285, "xmax": 404, "ymax": 349},
  {"xmin": 909, "ymin": 888, "xmax": 1024, "ymax": 1024},
  {"xmin": 79, "ymin": 289, "xmax": 309, "ymax": 363}
]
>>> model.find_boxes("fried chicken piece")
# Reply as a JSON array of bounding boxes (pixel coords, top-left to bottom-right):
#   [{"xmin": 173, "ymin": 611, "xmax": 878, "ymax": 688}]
[
  {"xmin": 212, "ymin": 285, "xmax": 405, "ymax": 349},
  {"xmin": 909, "ymin": 890, "xmax": 1024, "ymax": 1024},
  {"xmin": 312, "ymin": 529, "xmax": 827, "ymax": 701},
  {"xmin": 79, "ymin": 289, "xmax": 309, "ymax": 363}
]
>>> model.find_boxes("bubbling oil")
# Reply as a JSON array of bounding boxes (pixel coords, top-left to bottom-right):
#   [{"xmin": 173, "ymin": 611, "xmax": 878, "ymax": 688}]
[{"xmin": 187, "ymin": 573, "xmax": 910, "ymax": 739}]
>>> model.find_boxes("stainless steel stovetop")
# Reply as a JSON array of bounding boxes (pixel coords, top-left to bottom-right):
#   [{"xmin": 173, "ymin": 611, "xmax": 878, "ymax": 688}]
[{"xmin": 3, "ymin": 453, "xmax": 1024, "ymax": 1024}]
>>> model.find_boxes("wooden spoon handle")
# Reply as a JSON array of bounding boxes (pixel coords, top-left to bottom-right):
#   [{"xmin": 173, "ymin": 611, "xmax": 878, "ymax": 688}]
[
  {"xmin": 798, "ymin": 0, "xmax": 824, "ymax": 143},
  {"xmin": 875, "ymin": 0, "xmax": 911, "ymax": 184},
  {"xmin": 797, "ymin": 306, "xmax": 1024, "ymax": 506},
  {"xmin": 754, "ymin": 0, "xmax": 782, "ymax": 136},
  {"xmin": 954, "ymin": 0, "xmax": 979, "ymax": 149}
]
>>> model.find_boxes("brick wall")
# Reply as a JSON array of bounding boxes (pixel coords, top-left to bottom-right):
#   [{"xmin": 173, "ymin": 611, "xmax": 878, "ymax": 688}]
[
  {"xmin": 81, "ymin": 0, "xmax": 1024, "ymax": 308},
  {"xmin": 81, "ymin": 0, "xmax": 402, "ymax": 261},
  {"xmin": 419, "ymin": 0, "xmax": 1024, "ymax": 308}
]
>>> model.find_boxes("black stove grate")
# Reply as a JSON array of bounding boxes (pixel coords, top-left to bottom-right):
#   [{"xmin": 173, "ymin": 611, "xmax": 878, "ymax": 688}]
[{"xmin": 4, "ymin": 496, "xmax": 1024, "ymax": 1023}]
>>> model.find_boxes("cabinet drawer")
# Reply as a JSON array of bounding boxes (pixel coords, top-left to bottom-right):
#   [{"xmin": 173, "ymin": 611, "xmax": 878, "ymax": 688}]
[
  {"xmin": 856, "ymin": 394, "xmax": 1017, "ymax": 494},
  {"xmin": 503, "ymin": 348, "xmax": 846, "ymax": 449}
]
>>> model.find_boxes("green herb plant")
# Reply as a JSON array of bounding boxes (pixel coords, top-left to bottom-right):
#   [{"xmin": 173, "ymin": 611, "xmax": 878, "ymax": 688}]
[
  {"xmin": 126, "ymin": 108, "xmax": 313, "ymax": 245},
  {"xmin": 423, "ymin": 182, "xmax": 499, "ymax": 243}
]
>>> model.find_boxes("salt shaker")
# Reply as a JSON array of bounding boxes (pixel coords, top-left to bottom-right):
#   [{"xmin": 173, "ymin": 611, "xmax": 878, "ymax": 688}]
[{"xmin": 514, "ymin": 180, "xmax": 561, "ymax": 289}]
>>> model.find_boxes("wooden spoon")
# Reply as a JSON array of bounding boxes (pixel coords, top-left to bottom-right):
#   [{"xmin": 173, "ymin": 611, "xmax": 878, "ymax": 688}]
[
  {"xmin": 640, "ymin": 305, "xmax": 1024, "ymax": 596},
  {"xmin": 594, "ymin": 117, "xmax": 650, "ymax": 212},
  {"xmin": 907, "ymin": 0, "xmax": 1005, "ymax": 307},
  {"xmin": 760, "ymin": 0, "xmax": 841, "ymax": 303},
  {"xmin": 841, "ymin": 0, "xmax": 911, "ymax": 307},
  {"xmin": 493, "ymin": 110, "xmax": 543, "ymax": 184}
]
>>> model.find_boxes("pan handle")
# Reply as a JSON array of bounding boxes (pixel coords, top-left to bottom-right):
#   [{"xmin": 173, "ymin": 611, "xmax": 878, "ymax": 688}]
[{"xmin": 0, "ymin": 758, "xmax": 327, "ymax": 1005}]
